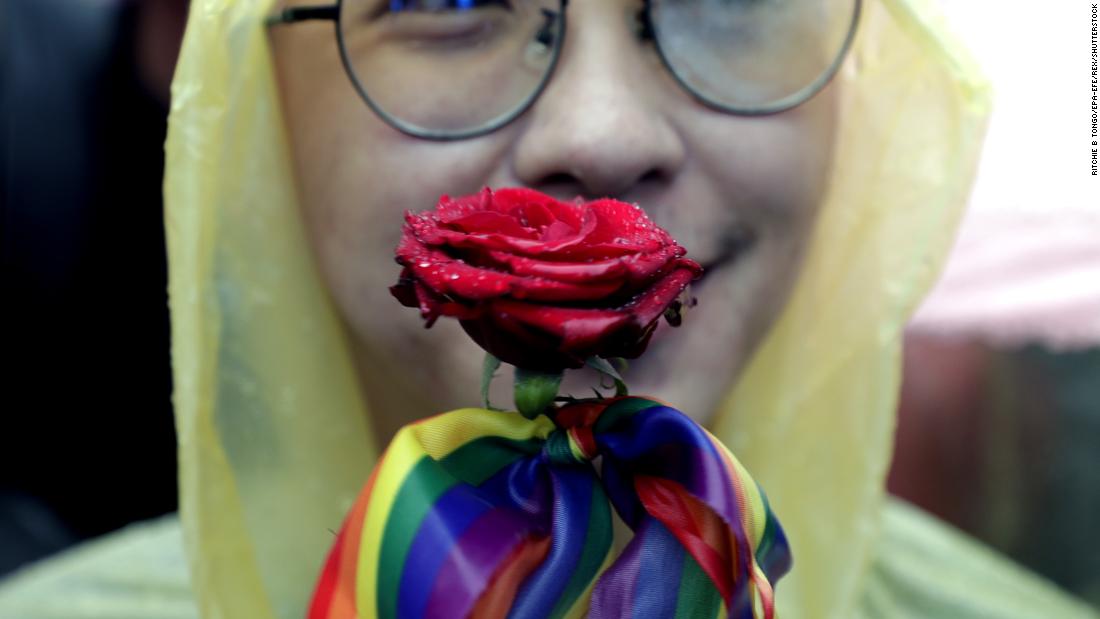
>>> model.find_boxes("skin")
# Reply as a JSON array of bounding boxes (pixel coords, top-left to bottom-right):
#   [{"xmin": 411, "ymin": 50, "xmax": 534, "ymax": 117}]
[{"xmin": 269, "ymin": 0, "xmax": 839, "ymax": 443}]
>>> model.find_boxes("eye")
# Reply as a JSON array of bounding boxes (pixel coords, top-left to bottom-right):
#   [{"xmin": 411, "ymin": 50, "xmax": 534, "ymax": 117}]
[
  {"xmin": 382, "ymin": 0, "xmax": 513, "ymax": 16},
  {"xmin": 345, "ymin": 0, "xmax": 516, "ymax": 46},
  {"xmin": 360, "ymin": 0, "xmax": 514, "ymax": 38},
  {"xmin": 648, "ymin": 0, "xmax": 859, "ymax": 111},
  {"xmin": 340, "ymin": 0, "xmax": 514, "ymax": 28}
]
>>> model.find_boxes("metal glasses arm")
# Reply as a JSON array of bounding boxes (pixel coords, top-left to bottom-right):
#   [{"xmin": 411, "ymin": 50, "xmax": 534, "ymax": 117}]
[{"xmin": 265, "ymin": 4, "xmax": 338, "ymax": 27}]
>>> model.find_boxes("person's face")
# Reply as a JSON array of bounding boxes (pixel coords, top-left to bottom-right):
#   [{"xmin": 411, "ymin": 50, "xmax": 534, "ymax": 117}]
[{"xmin": 270, "ymin": 0, "xmax": 838, "ymax": 441}]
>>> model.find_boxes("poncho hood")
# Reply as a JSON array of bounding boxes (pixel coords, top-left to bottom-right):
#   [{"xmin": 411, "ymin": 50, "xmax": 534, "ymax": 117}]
[{"xmin": 165, "ymin": 1, "xmax": 991, "ymax": 616}]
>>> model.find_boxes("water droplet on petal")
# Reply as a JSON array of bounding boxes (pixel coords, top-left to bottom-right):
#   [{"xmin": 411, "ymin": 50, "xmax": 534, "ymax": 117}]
[
  {"xmin": 449, "ymin": 273, "xmax": 461, "ymax": 281},
  {"xmin": 418, "ymin": 262, "xmax": 431, "ymax": 268}
]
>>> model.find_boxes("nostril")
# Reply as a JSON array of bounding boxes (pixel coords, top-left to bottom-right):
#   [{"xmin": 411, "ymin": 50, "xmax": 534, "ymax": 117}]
[
  {"xmin": 532, "ymin": 169, "xmax": 666, "ymax": 202},
  {"xmin": 534, "ymin": 172, "xmax": 585, "ymax": 201},
  {"xmin": 542, "ymin": 172, "xmax": 576, "ymax": 186},
  {"xmin": 639, "ymin": 168, "xmax": 664, "ymax": 185}
]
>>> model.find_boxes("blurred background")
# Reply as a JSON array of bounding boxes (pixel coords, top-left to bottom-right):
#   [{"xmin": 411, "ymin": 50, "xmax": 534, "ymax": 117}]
[
  {"xmin": 887, "ymin": 0, "xmax": 1100, "ymax": 607},
  {"xmin": 2, "ymin": 0, "xmax": 187, "ymax": 574},
  {"xmin": 1, "ymin": 0, "xmax": 1097, "ymax": 610}
]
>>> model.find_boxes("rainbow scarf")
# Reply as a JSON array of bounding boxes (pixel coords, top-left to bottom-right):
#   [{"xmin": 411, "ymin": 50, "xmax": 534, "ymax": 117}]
[{"xmin": 309, "ymin": 396, "xmax": 790, "ymax": 619}]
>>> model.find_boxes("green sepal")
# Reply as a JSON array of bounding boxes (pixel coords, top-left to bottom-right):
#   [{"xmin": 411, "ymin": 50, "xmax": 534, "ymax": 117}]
[
  {"xmin": 514, "ymin": 368, "xmax": 563, "ymax": 419},
  {"xmin": 481, "ymin": 353, "xmax": 503, "ymax": 410},
  {"xmin": 585, "ymin": 356, "xmax": 628, "ymax": 396}
]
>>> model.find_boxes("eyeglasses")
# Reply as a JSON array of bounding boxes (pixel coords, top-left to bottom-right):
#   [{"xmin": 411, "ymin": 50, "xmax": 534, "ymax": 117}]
[{"xmin": 268, "ymin": 0, "xmax": 861, "ymax": 141}]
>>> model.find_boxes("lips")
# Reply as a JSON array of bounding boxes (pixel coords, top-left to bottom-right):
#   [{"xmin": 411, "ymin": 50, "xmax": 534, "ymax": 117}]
[
  {"xmin": 631, "ymin": 225, "xmax": 756, "ymax": 355},
  {"xmin": 638, "ymin": 201, "xmax": 755, "ymax": 287},
  {"xmin": 696, "ymin": 225, "xmax": 757, "ymax": 286}
]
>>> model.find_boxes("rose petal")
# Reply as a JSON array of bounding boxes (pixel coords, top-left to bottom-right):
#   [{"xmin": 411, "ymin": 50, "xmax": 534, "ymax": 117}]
[
  {"xmin": 479, "ymin": 245, "xmax": 686, "ymax": 289},
  {"xmin": 620, "ymin": 244, "xmax": 686, "ymax": 283},
  {"xmin": 435, "ymin": 189, "xmax": 492, "ymax": 223},
  {"xmin": 485, "ymin": 251, "xmax": 629, "ymax": 283},
  {"xmin": 390, "ymin": 275, "xmax": 483, "ymax": 328},
  {"xmin": 544, "ymin": 199, "xmax": 585, "ymax": 231},
  {"xmin": 399, "ymin": 229, "xmax": 625, "ymax": 302},
  {"xmin": 488, "ymin": 299, "xmax": 632, "ymax": 352},
  {"xmin": 604, "ymin": 319, "xmax": 660, "ymax": 359},
  {"xmin": 585, "ymin": 199, "xmax": 668, "ymax": 250},
  {"xmin": 412, "ymin": 280, "xmax": 444, "ymax": 327},
  {"xmin": 414, "ymin": 215, "xmax": 598, "ymax": 258},
  {"xmin": 461, "ymin": 311, "xmax": 583, "ymax": 371},
  {"xmin": 490, "ymin": 187, "xmax": 583, "ymax": 230},
  {"xmin": 393, "ymin": 188, "xmax": 704, "ymax": 370},
  {"xmin": 540, "ymin": 220, "xmax": 575, "ymax": 242},
  {"xmin": 446, "ymin": 211, "xmax": 536, "ymax": 238},
  {"xmin": 621, "ymin": 261, "xmax": 702, "ymax": 328},
  {"xmin": 513, "ymin": 202, "xmax": 558, "ymax": 231},
  {"xmin": 389, "ymin": 267, "xmax": 420, "ymax": 309}
]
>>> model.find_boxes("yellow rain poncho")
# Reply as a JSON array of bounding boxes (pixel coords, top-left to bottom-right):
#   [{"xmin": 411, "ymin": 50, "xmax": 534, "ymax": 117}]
[{"xmin": 0, "ymin": 0, "xmax": 1095, "ymax": 618}]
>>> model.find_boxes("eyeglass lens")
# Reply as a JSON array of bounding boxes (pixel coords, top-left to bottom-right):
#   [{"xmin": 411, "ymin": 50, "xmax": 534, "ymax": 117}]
[
  {"xmin": 337, "ymin": 0, "xmax": 858, "ymax": 138},
  {"xmin": 651, "ymin": 0, "xmax": 858, "ymax": 112},
  {"xmin": 339, "ymin": 0, "xmax": 564, "ymax": 136}
]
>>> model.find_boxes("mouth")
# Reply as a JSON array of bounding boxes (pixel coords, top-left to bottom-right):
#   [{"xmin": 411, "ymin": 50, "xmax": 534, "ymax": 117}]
[
  {"xmin": 695, "ymin": 225, "xmax": 757, "ymax": 287},
  {"xmin": 638, "ymin": 225, "xmax": 757, "ymax": 353}
]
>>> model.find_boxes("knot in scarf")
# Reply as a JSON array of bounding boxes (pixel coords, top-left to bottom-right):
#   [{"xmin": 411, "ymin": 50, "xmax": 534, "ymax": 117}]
[
  {"xmin": 543, "ymin": 401, "xmax": 604, "ymax": 465},
  {"xmin": 310, "ymin": 397, "xmax": 791, "ymax": 619}
]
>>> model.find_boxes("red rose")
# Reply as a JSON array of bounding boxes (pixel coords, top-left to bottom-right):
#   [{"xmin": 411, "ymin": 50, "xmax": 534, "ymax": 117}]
[{"xmin": 390, "ymin": 187, "xmax": 702, "ymax": 371}]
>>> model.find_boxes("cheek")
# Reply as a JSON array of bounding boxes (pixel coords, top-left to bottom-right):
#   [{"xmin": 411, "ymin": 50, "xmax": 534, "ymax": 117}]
[
  {"xmin": 687, "ymin": 84, "xmax": 838, "ymax": 361},
  {"xmin": 272, "ymin": 25, "xmax": 518, "ymax": 398},
  {"xmin": 697, "ymin": 86, "xmax": 836, "ymax": 234},
  {"xmin": 272, "ymin": 25, "xmax": 394, "ymax": 332},
  {"xmin": 300, "ymin": 139, "xmax": 513, "ymax": 342}
]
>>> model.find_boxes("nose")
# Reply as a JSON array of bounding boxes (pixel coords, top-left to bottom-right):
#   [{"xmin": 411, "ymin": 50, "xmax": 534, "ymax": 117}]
[{"xmin": 508, "ymin": 2, "xmax": 685, "ymax": 202}]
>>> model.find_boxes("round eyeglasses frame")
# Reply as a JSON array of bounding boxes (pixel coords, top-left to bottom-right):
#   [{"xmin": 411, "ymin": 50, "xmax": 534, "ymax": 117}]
[{"xmin": 267, "ymin": 0, "xmax": 862, "ymax": 141}]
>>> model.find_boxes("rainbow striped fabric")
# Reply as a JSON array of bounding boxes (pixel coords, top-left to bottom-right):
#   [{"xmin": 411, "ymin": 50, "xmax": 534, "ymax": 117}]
[{"xmin": 309, "ymin": 396, "xmax": 790, "ymax": 619}]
